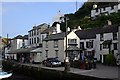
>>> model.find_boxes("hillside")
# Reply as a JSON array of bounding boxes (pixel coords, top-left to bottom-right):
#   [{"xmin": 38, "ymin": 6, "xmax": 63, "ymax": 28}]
[{"xmin": 60, "ymin": 1, "xmax": 119, "ymax": 31}]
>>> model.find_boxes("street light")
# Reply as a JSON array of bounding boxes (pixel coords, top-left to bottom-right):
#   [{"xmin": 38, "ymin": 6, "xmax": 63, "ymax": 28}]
[
  {"xmin": 64, "ymin": 17, "xmax": 70, "ymax": 72},
  {"xmin": 60, "ymin": 16, "xmax": 70, "ymax": 72}
]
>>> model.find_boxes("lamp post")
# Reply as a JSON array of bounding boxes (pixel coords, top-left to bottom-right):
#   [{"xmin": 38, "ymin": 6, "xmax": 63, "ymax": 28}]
[{"xmin": 64, "ymin": 17, "xmax": 70, "ymax": 72}]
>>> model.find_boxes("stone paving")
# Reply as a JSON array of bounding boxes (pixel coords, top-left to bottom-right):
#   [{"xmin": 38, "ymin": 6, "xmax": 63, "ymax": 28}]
[{"xmin": 22, "ymin": 63, "xmax": 119, "ymax": 80}]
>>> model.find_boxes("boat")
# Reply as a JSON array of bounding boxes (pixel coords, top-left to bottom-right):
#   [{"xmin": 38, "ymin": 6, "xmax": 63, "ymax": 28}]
[
  {"xmin": 0, "ymin": 71, "xmax": 12, "ymax": 79},
  {"xmin": 0, "ymin": 44, "xmax": 12, "ymax": 79}
]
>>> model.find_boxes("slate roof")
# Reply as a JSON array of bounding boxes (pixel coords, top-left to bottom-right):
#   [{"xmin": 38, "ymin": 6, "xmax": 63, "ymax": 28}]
[
  {"xmin": 75, "ymin": 24, "xmax": 119, "ymax": 39},
  {"xmin": 43, "ymin": 32, "xmax": 70, "ymax": 41},
  {"xmin": 14, "ymin": 35, "xmax": 28, "ymax": 40},
  {"xmin": 14, "ymin": 35, "xmax": 23, "ymax": 39},
  {"xmin": 67, "ymin": 46, "xmax": 80, "ymax": 51},
  {"xmin": 31, "ymin": 48, "xmax": 42, "ymax": 53},
  {"xmin": 102, "ymin": 40, "xmax": 112, "ymax": 44},
  {"xmin": 75, "ymin": 27, "xmax": 101, "ymax": 39},
  {"xmin": 41, "ymin": 27, "xmax": 55, "ymax": 34},
  {"xmin": 8, "ymin": 47, "xmax": 35, "ymax": 54},
  {"xmin": 28, "ymin": 23, "xmax": 48, "ymax": 32},
  {"xmin": 97, "ymin": 24, "xmax": 118, "ymax": 34}
]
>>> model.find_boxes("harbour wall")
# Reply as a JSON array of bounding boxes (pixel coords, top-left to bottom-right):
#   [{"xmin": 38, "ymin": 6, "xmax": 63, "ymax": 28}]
[{"xmin": 2, "ymin": 60, "xmax": 113, "ymax": 80}]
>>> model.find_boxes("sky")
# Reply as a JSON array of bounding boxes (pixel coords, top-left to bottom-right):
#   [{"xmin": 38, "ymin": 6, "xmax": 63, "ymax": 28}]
[{"xmin": 1, "ymin": 1, "xmax": 86, "ymax": 38}]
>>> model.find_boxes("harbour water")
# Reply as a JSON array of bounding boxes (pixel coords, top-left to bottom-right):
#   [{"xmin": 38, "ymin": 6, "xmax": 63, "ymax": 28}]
[{"xmin": 2, "ymin": 73, "xmax": 36, "ymax": 80}]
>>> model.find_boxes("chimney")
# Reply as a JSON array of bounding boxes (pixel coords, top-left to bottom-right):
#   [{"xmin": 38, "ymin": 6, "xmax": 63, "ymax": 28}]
[
  {"xmin": 107, "ymin": 20, "xmax": 112, "ymax": 26},
  {"xmin": 56, "ymin": 23, "xmax": 61, "ymax": 33},
  {"xmin": 52, "ymin": 29, "xmax": 56, "ymax": 34},
  {"xmin": 77, "ymin": 26, "xmax": 82, "ymax": 30},
  {"xmin": 67, "ymin": 27, "xmax": 70, "ymax": 31}
]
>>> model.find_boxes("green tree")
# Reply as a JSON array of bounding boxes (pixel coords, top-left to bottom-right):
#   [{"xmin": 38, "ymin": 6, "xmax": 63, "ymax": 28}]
[{"xmin": 105, "ymin": 53, "xmax": 116, "ymax": 66}]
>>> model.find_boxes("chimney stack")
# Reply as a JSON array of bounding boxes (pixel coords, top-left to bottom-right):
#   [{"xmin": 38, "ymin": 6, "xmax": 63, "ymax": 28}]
[
  {"xmin": 107, "ymin": 20, "xmax": 112, "ymax": 26},
  {"xmin": 67, "ymin": 27, "xmax": 70, "ymax": 31}
]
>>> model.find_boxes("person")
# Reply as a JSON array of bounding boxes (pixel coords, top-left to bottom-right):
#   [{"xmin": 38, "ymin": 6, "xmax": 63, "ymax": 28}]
[
  {"xmin": 22, "ymin": 57, "xmax": 25, "ymax": 63},
  {"xmin": 93, "ymin": 58, "xmax": 97, "ymax": 68}
]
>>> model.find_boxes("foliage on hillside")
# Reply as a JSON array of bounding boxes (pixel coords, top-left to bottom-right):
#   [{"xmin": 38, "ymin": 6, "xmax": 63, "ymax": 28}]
[{"xmin": 60, "ymin": 2, "xmax": 119, "ymax": 31}]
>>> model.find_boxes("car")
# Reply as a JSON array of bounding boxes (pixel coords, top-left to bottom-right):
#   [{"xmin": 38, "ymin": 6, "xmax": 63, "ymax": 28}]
[{"xmin": 42, "ymin": 58, "xmax": 62, "ymax": 67}]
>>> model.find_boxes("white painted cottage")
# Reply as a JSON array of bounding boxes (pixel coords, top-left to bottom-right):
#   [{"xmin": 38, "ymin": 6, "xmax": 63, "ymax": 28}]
[
  {"xmin": 42, "ymin": 31, "xmax": 80, "ymax": 62},
  {"xmin": 96, "ymin": 24, "xmax": 119, "ymax": 63}
]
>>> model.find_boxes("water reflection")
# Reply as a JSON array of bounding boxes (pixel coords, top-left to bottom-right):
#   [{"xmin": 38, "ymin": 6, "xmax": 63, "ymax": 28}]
[{"xmin": 2, "ymin": 73, "xmax": 36, "ymax": 80}]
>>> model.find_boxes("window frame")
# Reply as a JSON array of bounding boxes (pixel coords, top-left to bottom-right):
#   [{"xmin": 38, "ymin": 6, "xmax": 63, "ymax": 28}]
[
  {"xmin": 68, "ymin": 39, "xmax": 77, "ymax": 44},
  {"xmin": 46, "ymin": 41, "xmax": 48, "ymax": 48},
  {"xmin": 113, "ymin": 43, "xmax": 117, "ymax": 50},
  {"xmin": 100, "ymin": 33, "xmax": 104, "ymax": 41},
  {"xmin": 54, "ymin": 40, "xmax": 58, "ymax": 48},
  {"xmin": 86, "ymin": 41, "xmax": 93, "ymax": 49},
  {"xmin": 113, "ymin": 32, "xmax": 117, "ymax": 40}
]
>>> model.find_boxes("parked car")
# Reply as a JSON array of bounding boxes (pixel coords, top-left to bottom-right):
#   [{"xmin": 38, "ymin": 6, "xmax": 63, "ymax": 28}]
[{"xmin": 42, "ymin": 58, "xmax": 62, "ymax": 67}]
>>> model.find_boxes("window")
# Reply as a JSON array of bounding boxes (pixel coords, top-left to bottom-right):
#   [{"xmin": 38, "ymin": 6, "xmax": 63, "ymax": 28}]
[
  {"xmin": 68, "ymin": 39, "xmax": 77, "ymax": 44},
  {"xmin": 30, "ymin": 39, "xmax": 31, "ymax": 45},
  {"xmin": 113, "ymin": 43, "xmax": 117, "ymax": 50},
  {"xmin": 111, "ymin": 6, "xmax": 114, "ymax": 9},
  {"xmin": 34, "ymin": 38, "xmax": 36, "ymax": 44},
  {"xmin": 113, "ymin": 32, "xmax": 117, "ymax": 40},
  {"xmin": 100, "ymin": 33, "xmax": 104, "ymax": 41},
  {"xmin": 34, "ymin": 30, "xmax": 36, "ymax": 36},
  {"xmin": 80, "ymin": 42, "xmax": 84, "ymax": 49},
  {"xmin": 32, "ymin": 38, "xmax": 33, "ymax": 44},
  {"xmin": 46, "ymin": 50, "xmax": 48, "ymax": 58},
  {"xmin": 37, "ymin": 37, "xmax": 39, "ymax": 43},
  {"xmin": 54, "ymin": 40, "xmax": 58, "ymax": 48},
  {"xmin": 100, "ymin": 44, "xmax": 102, "ymax": 50},
  {"xmin": 86, "ymin": 41, "xmax": 93, "ymax": 49},
  {"xmin": 55, "ymin": 50, "xmax": 58, "ymax": 58},
  {"xmin": 37, "ymin": 30, "xmax": 39, "ymax": 35},
  {"xmin": 42, "ymin": 35, "xmax": 45, "ymax": 41},
  {"xmin": 32, "ymin": 31, "xmax": 33, "ymax": 36},
  {"xmin": 46, "ymin": 41, "xmax": 48, "ymax": 48},
  {"xmin": 103, "ymin": 44, "xmax": 108, "ymax": 49},
  {"xmin": 29, "ymin": 32, "xmax": 31, "ymax": 37}
]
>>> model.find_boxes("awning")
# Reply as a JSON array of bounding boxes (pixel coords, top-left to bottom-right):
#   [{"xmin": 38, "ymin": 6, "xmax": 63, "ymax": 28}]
[
  {"xmin": 67, "ymin": 46, "xmax": 81, "ymax": 51},
  {"xmin": 7, "ymin": 47, "xmax": 35, "ymax": 54},
  {"xmin": 102, "ymin": 40, "xmax": 112, "ymax": 44},
  {"xmin": 30, "ymin": 48, "xmax": 42, "ymax": 53}
]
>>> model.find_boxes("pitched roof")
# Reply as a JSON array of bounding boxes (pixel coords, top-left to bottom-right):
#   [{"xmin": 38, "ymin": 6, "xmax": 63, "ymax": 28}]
[
  {"xmin": 75, "ymin": 24, "xmax": 119, "ymax": 39},
  {"xmin": 67, "ymin": 46, "xmax": 80, "ymax": 51},
  {"xmin": 14, "ymin": 35, "xmax": 28, "ymax": 39},
  {"xmin": 28, "ymin": 23, "xmax": 48, "ymax": 32},
  {"xmin": 97, "ymin": 24, "xmax": 118, "ymax": 34},
  {"xmin": 75, "ymin": 27, "xmax": 101, "ymax": 39},
  {"xmin": 43, "ymin": 32, "xmax": 70, "ymax": 41},
  {"xmin": 8, "ymin": 47, "xmax": 35, "ymax": 54},
  {"xmin": 41, "ymin": 27, "xmax": 55, "ymax": 34},
  {"xmin": 23, "ymin": 35, "xmax": 28, "ymax": 40}
]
